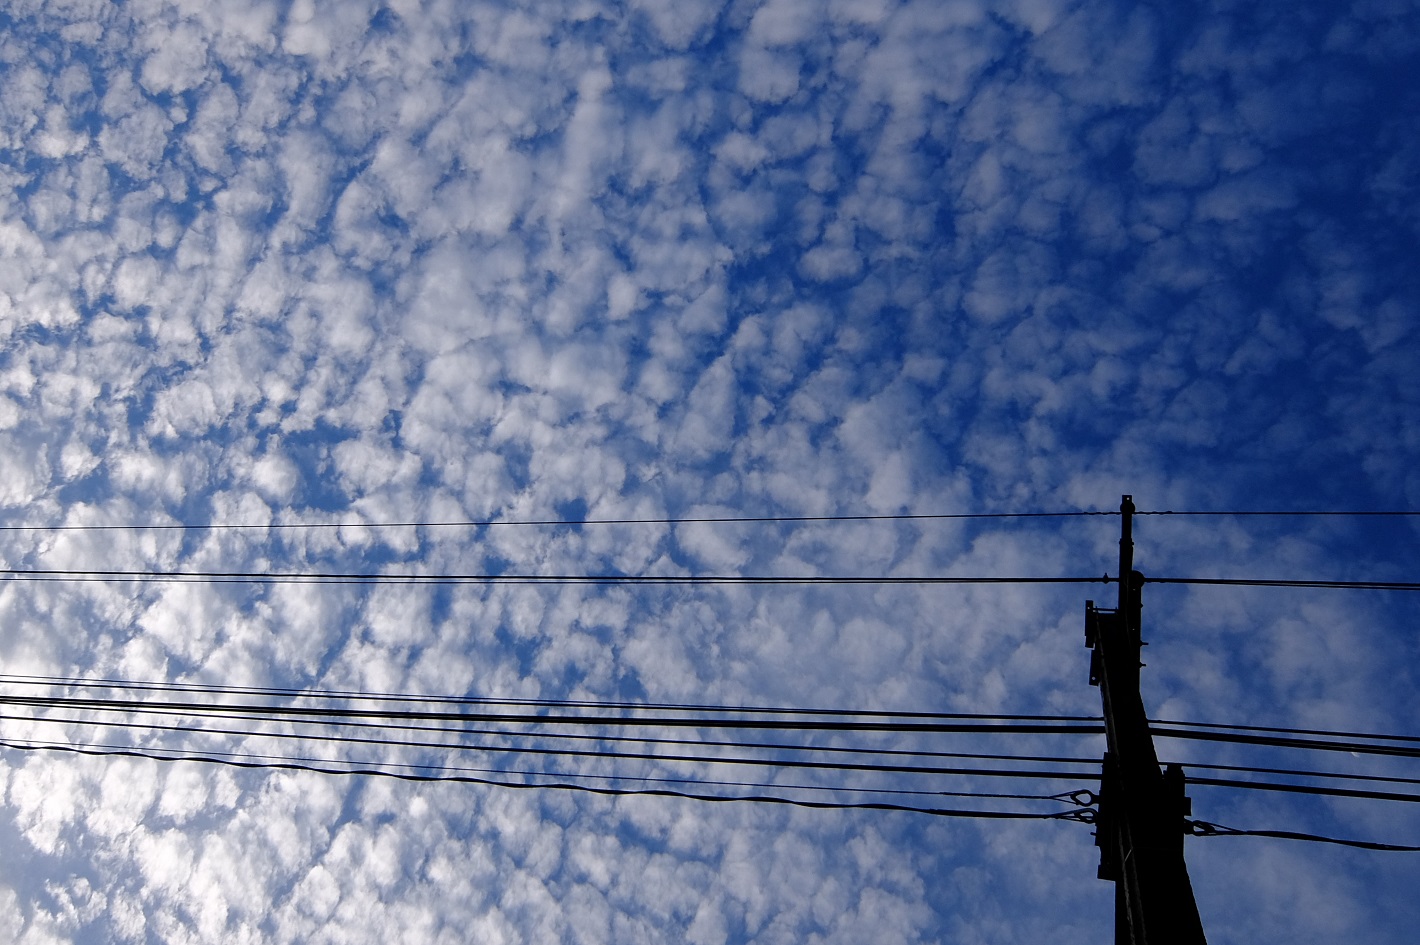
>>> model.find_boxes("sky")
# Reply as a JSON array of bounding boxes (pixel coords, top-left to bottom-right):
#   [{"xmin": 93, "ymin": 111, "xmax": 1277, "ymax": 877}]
[{"xmin": 0, "ymin": 0, "xmax": 1418, "ymax": 942}]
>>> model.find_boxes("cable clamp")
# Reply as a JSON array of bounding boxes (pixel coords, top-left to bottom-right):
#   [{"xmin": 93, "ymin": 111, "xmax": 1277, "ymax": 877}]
[
  {"xmin": 1185, "ymin": 819, "xmax": 1232, "ymax": 838},
  {"xmin": 1059, "ymin": 808, "xmax": 1097, "ymax": 824},
  {"xmin": 1051, "ymin": 789, "xmax": 1098, "ymax": 808}
]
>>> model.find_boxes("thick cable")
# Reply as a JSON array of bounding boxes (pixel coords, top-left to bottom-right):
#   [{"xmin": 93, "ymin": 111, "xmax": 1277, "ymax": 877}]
[
  {"xmin": 0, "ymin": 510, "xmax": 1116, "ymax": 532},
  {"xmin": 1184, "ymin": 775, "xmax": 1420, "ymax": 804},
  {"xmin": 8, "ymin": 509, "xmax": 1411, "ymax": 533},
  {"xmin": 0, "ymin": 693, "xmax": 1105, "ymax": 735},
  {"xmin": 1139, "ymin": 510, "xmax": 1420, "ymax": 518},
  {"xmin": 0, "ymin": 672, "xmax": 1102, "ymax": 723},
  {"xmin": 0, "ymin": 709, "xmax": 1092, "ymax": 781},
  {"xmin": 0, "ymin": 738, "xmax": 1092, "ymax": 821},
  {"xmin": 8, "ymin": 707, "xmax": 1103, "ymax": 770},
  {"xmin": 1165, "ymin": 759, "xmax": 1420, "ymax": 789},
  {"xmin": 1187, "ymin": 819, "xmax": 1420, "ymax": 851},
  {"xmin": 1154, "ymin": 718, "xmax": 1420, "ymax": 745},
  {"xmin": 1146, "ymin": 577, "xmax": 1420, "ymax": 591},
  {"xmin": 0, "ymin": 568, "xmax": 1106, "ymax": 587},
  {"xmin": 8, "ymin": 733, "xmax": 1086, "ymax": 803},
  {"xmin": 1152, "ymin": 726, "xmax": 1420, "ymax": 759}
]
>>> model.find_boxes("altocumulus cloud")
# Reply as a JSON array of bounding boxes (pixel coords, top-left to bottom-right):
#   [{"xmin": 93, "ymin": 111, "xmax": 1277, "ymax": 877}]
[{"xmin": 0, "ymin": 1, "xmax": 1417, "ymax": 943}]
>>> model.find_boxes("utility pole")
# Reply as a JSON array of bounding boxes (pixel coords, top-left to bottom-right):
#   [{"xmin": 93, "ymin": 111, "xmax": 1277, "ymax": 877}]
[{"xmin": 1086, "ymin": 495, "xmax": 1208, "ymax": 945}]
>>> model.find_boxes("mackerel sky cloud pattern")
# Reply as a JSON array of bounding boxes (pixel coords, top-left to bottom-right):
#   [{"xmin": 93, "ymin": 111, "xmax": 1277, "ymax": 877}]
[{"xmin": 0, "ymin": 1, "xmax": 1418, "ymax": 942}]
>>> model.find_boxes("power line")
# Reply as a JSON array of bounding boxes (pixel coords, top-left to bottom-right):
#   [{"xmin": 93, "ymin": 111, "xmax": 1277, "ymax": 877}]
[
  {"xmin": 0, "ymin": 693, "xmax": 1105, "ymax": 784},
  {"xmin": 27, "ymin": 689, "xmax": 1420, "ymax": 795},
  {"xmin": 1184, "ymin": 775, "xmax": 1420, "ymax": 804},
  {"xmin": 9, "ymin": 567, "xmax": 1415, "ymax": 591},
  {"xmin": 0, "ymin": 673, "xmax": 1103, "ymax": 723},
  {"xmin": 0, "ymin": 739, "xmax": 1095, "ymax": 821},
  {"xmin": 0, "ymin": 510, "xmax": 1118, "ymax": 532},
  {"xmin": 1154, "ymin": 717, "xmax": 1420, "ymax": 745},
  {"xmin": 22, "ymin": 682, "xmax": 1415, "ymax": 795},
  {"xmin": 7, "ymin": 707, "xmax": 1104, "ymax": 778},
  {"xmin": 5, "ymin": 509, "xmax": 1412, "ymax": 534},
  {"xmin": 1163, "ymin": 758, "xmax": 1420, "ymax": 790},
  {"xmin": 0, "ymin": 678, "xmax": 1109, "ymax": 790},
  {"xmin": 1187, "ymin": 819, "xmax": 1420, "ymax": 852},
  {"xmin": 1151, "ymin": 726, "xmax": 1420, "ymax": 759},
  {"xmin": 0, "ymin": 733, "xmax": 1089, "ymax": 805},
  {"xmin": 0, "ymin": 730, "xmax": 1095, "ymax": 780},
  {"xmin": 1138, "ymin": 510, "xmax": 1420, "ymax": 518},
  {"xmin": 1146, "ymin": 577, "xmax": 1420, "ymax": 591},
  {"xmin": 0, "ymin": 693, "xmax": 1107, "ymax": 735},
  {"xmin": 0, "ymin": 568, "xmax": 1107, "ymax": 587},
  {"xmin": 14, "ymin": 707, "xmax": 1105, "ymax": 765}
]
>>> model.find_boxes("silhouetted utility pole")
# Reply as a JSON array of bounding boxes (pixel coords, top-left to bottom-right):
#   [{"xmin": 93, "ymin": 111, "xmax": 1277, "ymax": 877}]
[{"xmin": 1086, "ymin": 495, "xmax": 1208, "ymax": 945}]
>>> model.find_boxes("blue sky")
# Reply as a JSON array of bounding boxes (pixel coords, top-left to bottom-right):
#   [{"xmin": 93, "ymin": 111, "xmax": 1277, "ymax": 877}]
[{"xmin": 0, "ymin": 0, "xmax": 1417, "ymax": 942}]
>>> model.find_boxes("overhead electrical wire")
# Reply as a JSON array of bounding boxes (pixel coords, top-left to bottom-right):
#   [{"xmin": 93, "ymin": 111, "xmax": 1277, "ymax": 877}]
[
  {"xmin": 0, "ymin": 738, "xmax": 1094, "ymax": 821},
  {"xmin": 19, "ymin": 703, "xmax": 1409, "ymax": 801},
  {"xmin": 1163, "ymin": 758, "xmax": 1420, "ymax": 790},
  {"xmin": 1138, "ymin": 510, "xmax": 1420, "ymax": 517},
  {"xmin": 10, "ymin": 709, "xmax": 1108, "ymax": 769},
  {"xmin": 1145, "ymin": 577, "xmax": 1420, "ymax": 591},
  {"xmin": 1097, "ymin": 573, "xmax": 1420, "ymax": 592},
  {"xmin": 5, "ymin": 682, "xmax": 1408, "ymax": 761},
  {"xmin": 1183, "ymin": 775, "xmax": 1420, "ymax": 804},
  {"xmin": 13, "ymin": 704, "xmax": 1420, "ymax": 812},
  {"xmin": 4, "ymin": 709, "xmax": 1101, "ymax": 781},
  {"xmin": 0, "ymin": 510, "xmax": 1118, "ymax": 532},
  {"xmin": 8, "ymin": 687, "xmax": 1420, "ymax": 830},
  {"xmin": 16, "ymin": 727, "xmax": 1416, "ymax": 837},
  {"xmin": 3, "ymin": 501, "xmax": 1415, "ymax": 845},
  {"xmin": 12, "ymin": 708, "xmax": 1104, "ymax": 768},
  {"xmin": 0, "ymin": 673, "xmax": 1104, "ymax": 723},
  {"xmin": 0, "ymin": 681, "xmax": 1107, "ymax": 794},
  {"xmin": 1186, "ymin": 819, "xmax": 1420, "ymax": 852},
  {"xmin": 0, "ymin": 693, "xmax": 1106, "ymax": 735},
  {"xmin": 0, "ymin": 745, "xmax": 1083, "ymax": 785},
  {"xmin": 1, "ymin": 508, "xmax": 1411, "ymax": 533},
  {"xmin": 6, "ymin": 680, "xmax": 1412, "ymax": 789},
  {"xmin": 0, "ymin": 734, "xmax": 1091, "ymax": 805},
  {"xmin": 21, "ymin": 690, "xmax": 1418, "ymax": 804},
  {"xmin": 1151, "ymin": 726, "xmax": 1420, "ymax": 759},
  {"xmin": 0, "ymin": 567, "xmax": 1108, "ymax": 587},
  {"xmin": 1153, "ymin": 717, "xmax": 1420, "ymax": 745},
  {"xmin": 8, "ymin": 568, "xmax": 1416, "ymax": 591}
]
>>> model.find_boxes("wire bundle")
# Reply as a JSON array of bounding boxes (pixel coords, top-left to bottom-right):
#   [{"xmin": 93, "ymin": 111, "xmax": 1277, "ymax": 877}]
[
  {"xmin": 1, "ymin": 673, "xmax": 1416, "ymax": 851},
  {"xmin": 0, "ymin": 674, "xmax": 1107, "ymax": 821},
  {"xmin": 0, "ymin": 506, "xmax": 1415, "ymax": 847}
]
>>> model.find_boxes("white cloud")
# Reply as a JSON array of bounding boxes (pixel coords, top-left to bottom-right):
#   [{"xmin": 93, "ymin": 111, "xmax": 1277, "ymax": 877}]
[
  {"xmin": 0, "ymin": 2, "xmax": 1416, "ymax": 944},
  {"xmin": 798, "ymin": 243, "xmax": 861, "ymax": 282},
  {"xmin": 139, "ymin": 22, "xmax": 212, "ymax": 95},
  {"xmin": 748, "ymin": 0, "xmax": 823, "ymax": 47},
  {"xmin": 738, "ymin": 43, "xmax": 801, "ymax": 103},
  {"xmin": 631, "ymin": 0, "xmax": 724, "ymax": 50}
]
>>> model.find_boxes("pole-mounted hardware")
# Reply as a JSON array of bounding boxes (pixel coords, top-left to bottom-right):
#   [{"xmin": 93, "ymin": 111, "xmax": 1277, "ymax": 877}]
[{"xmin": 1086, "ymin": 496, "xmax": 1208, "ymax": 945}]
